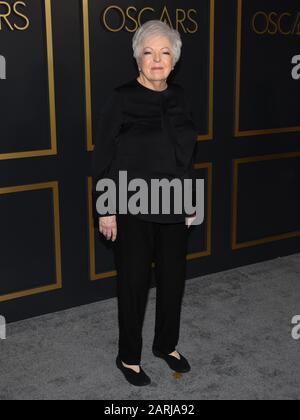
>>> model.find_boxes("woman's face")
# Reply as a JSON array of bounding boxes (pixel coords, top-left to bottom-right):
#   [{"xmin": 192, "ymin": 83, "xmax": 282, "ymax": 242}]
[{"xmin": 138, "ymin": 35, "xmax": 174, "ymax": 82}]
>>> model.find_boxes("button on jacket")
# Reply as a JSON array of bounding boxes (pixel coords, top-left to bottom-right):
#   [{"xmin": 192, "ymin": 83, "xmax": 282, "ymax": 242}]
[{"xmin": 92, "ymin": 78, "xmax": 198, "ymax": 225}]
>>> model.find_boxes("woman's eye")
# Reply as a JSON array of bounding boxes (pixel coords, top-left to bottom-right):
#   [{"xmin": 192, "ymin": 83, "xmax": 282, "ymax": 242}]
[{"xmin": 143, "ymin": 52, "xmax": 170, "ymax": 55}]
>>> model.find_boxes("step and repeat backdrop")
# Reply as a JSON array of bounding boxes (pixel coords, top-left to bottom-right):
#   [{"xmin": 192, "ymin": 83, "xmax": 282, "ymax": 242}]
[{"xmin": 0, "ymin": 0, "xmax": 299, "ymax": 322}]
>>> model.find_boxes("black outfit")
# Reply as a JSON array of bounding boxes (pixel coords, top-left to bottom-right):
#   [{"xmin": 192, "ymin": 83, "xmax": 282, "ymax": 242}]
[
  {"xmin": 114, "ymin": 213, "xmax": 189, "ymax": 365},
  {"xmin": 92, "ymin": 78, "xmax": 198, "ymax": 224},
  {"xmin": 92, "ymin": 78, "xmax": 197, "ymax": 365}
]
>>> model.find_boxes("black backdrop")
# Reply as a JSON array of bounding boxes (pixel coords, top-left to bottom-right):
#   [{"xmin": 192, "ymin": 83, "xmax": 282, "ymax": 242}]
[{"xmin": 0, "ymin": 0, "xmax": 299, "ymax": 322}]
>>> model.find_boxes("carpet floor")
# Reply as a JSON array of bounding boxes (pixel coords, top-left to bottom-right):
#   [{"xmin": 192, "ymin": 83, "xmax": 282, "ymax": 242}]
[{"xmin": 1, "ymin": 253, "xmax": 300, "ymax": 400}]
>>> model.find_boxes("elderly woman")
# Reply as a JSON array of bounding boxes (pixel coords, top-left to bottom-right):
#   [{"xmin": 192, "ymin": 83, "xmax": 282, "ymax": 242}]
[{"xmin": 92, "ymin": 20, "xmax": 198, "ymax": 387}]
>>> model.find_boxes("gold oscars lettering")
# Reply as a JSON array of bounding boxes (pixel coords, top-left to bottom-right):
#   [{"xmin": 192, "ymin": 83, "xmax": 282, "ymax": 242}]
[
  {"xmin": 102, "ymin": 5, "xmax": 198, "ymax": 33},
  {"xmin": 0, "ymin": 1, "xmax": 29, "ymax": 31},
  {"xmin": 251, "ymin": 11, "xmax": 300, "ymax": 36}
]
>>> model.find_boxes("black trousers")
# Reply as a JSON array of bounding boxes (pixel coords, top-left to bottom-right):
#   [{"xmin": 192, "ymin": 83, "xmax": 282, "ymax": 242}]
[{"xmin": 113, "ymin": 214, "xmax": 189, "ymax": 365}]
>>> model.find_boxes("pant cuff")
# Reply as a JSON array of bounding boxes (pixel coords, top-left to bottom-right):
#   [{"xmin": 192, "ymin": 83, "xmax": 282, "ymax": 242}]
[
  {"xmin": 153, "ymin": 345, "xmax": 176, "ymax": 354},
  {"xmin": 118, "ymin": 354, "xmax": 141, "ymax": 365}
]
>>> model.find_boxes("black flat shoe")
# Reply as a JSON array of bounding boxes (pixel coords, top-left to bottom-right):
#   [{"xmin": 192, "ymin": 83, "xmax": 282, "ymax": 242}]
[
  {"xmin": 116, "ymin": 356, "xmax": 151, "ymax": 386},
  {"xmin": 152, "ymin": 348, "xmax": 191, "ymax": 373}
]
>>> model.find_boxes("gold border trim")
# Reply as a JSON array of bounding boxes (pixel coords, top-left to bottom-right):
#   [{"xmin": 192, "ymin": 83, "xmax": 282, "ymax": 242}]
[
  {"xmin": 234, "ymin": 0, "xmax": 300, "ymax": 137},
  {"xmin": 232, "ymin": 151, "xmax": 300, "ymax": 249},
  {"xmin": 0, "ymin": 0, "xmax": 57, "ymax": 160},
  {"xmin": 83, "ymin": 0, "xmax": 93, "ymax": 151},
  {"xmin": 0, "ymin": 181, "xmax": 62, "ymax": 302}
]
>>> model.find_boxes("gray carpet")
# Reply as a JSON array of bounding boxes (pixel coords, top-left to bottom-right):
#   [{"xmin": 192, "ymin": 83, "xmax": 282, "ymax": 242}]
[{"xmin": 1, "ymin": 253, "xmax": 300, "ymax": 400}]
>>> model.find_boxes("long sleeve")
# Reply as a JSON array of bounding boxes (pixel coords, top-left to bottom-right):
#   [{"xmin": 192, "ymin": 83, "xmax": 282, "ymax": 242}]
[
  {"xmin": 91, "ymin": 88, "xmax": 123, "ymax": 224},
  {"xmin": 165, "ymin": 86, "xmax": 198, "ymax": 172},
  {"xmin": 181, "ymin": 87, "xmax": 197, "ymax": 128}
]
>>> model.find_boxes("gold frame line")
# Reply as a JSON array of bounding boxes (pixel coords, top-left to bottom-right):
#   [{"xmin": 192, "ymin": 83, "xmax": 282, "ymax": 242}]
[
  {"xmin": 0, "ymin": 181, "xmax": 62, "ymax": 302},
  {"xmin": 232, "ymin": 151, "xmax": 300, "ymax": 249},
  {"xmin": 0, "ymin": 0, "xmax": 57, "ymax": 160},
  {"xmin": 234, "ymin": 0, "xmax": 300, "ymax": 137}
]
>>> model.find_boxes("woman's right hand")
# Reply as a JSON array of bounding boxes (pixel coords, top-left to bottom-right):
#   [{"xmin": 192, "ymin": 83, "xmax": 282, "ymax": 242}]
[{"xmin": 99, "ymin": 216, "xmax": 117, "ymax": 242}]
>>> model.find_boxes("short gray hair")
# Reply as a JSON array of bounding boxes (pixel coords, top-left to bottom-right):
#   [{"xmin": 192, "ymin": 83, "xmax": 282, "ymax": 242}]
[{"xmin": 132, "ymin": 20, "xmax": 182, "ymax": 66}]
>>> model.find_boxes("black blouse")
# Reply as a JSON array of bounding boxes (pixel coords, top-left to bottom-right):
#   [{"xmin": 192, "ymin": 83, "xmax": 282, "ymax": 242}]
[{"xmin": 92, "ymin": 78, "xmax": 198, "ymax": 225}]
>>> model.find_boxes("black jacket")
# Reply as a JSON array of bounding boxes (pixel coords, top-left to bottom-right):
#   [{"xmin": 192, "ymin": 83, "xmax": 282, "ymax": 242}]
[{"xmin": 92, "ymin": 78, "xmax": 198, "ymax": 225}]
